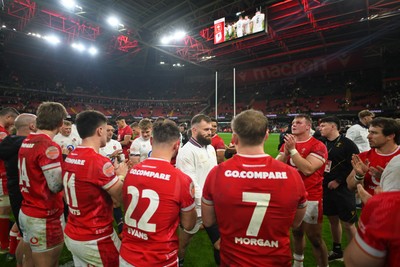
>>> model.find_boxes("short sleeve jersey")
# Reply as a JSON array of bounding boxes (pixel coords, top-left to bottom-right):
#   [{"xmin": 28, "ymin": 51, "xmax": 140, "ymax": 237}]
[
  {"xmin": 63, "ymin": 147, "xmax": 119, "ymax": 241},
  {"xmin": 176, "ymin": 138, "xmax": 218, "ymax": 215},
  {"xmin": 355, "ymin": 192, "xmax": 400, "ymax": 266},
  {"xmin": 53, "ymin": 133, "xmax": 81, "ymax": 151},
  {"xmin": 117, "ymin": 125, "xmax": 133, "ymax": 156},
  {"xmin": 129, "ymin": 136, "xmax": 152, "ymax": 162},
  {"xmin": 0, "ymin": 125, "xmax": 10, "ymax": 195},
  {"xmin": 99, "ymin": 139, "xmax": 125, "ymax": 162},
  {"xmin": 346, "ymin": 124, "xmax": 370, "ymax": 152},
  {"xmin": 358, "ymin": 147, "xmax": 400, "ymax": 195},
  {"xmin": 251, "ymin": 12, "xmax": 265, "ymax": 33},
  {"xmin": 280, "ymin": 136, "xmax": 327, "ymax": 200},
  {"xmin": 18, "ymin": 133, "xmax": 64, "ymax": 218},
  {"xmin": 212, "ymin": 134, "xmax": 225, "ymax": 151},
  {"xmin": 202, "ymin": 154, "xmax": 307, "ymax": 267},
  {"xmin": 120, "ymin": 158, "xmax": 195, "ymax": 266}
]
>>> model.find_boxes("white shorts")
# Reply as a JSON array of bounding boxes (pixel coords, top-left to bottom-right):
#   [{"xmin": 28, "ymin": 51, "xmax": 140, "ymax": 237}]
[
  {"xmin": 0, "ymin": 194, "xmax": 10, "ymax": 207},
  {"xmin": 19, "ymin": 210, "xmax": 65, "ymax": 252},
  {"xmin": 303, "ymin": 200, "xmax": 322, "ymax": 225},
  {"xmin": 65, "ymin": 231, "xmax": 121, "ymax": 267},
  {"xmin": 183, "ymin": 217, "xmax": 202, "ymax": 235}
]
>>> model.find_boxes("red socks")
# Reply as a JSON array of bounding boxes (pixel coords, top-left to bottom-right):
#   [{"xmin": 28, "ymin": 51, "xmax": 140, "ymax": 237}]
[
  {"xmin": 0, "ymin": 217, "xmax": 10, "ymax": 250},
  {"xmin": 9, "ymin": 228, "xmax": 20, "ymax": 255}
]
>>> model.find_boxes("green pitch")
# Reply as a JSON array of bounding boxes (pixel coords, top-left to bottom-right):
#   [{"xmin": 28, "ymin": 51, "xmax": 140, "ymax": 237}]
[{"xmin": 2, "ymin": 133, "xmax": 346, "ymax": 266}]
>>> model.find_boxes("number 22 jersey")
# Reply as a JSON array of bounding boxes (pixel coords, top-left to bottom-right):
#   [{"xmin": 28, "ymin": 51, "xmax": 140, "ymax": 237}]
[{"xmin": 120, "ymin": 157, "xmax": 195, "ymax": 266}]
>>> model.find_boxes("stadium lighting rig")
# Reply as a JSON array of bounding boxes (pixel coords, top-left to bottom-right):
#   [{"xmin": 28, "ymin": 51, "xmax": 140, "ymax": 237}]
[
  {"xmin": 88, "ymin": 47, "xmax": 98, "ymax": 56},
  {"xmin": 107, "ymin": 16, "xmax": 126, "ymax": 31},
  {"xmin": 71, "ymin": 43, "xmax": 98, "ymax": 56},
  {"xmin": 71, "ymin": 42, "xmax": 85, "ymax": 52},
  {"xmin": 172, "ymin": 63, "xmax": 184, "ymax": 67},
  {"xmin": 43, "ymin": 35, "xmax": 61, "ymax": 45},
  {"xmin": 26, "ymin": 31, "xmax": 99, "ymax": 56},
  {"xmin": 160, "ymin": 30, "xmax": 187, "ymax": 44},
  {"xmin": 60, "ymin": 0, "xmax": 84, "ymax": 13}
]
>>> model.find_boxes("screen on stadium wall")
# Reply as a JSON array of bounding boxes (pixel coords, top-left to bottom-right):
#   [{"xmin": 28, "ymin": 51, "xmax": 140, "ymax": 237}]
[{"xmin": 214, "ymin": 8, "xmax": 267, "ymax": 44}]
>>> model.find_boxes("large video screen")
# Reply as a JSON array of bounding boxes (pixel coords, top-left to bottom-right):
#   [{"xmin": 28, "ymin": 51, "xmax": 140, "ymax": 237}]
[{"xmin": 214, "ymin": 8, "xmax": 267, "ymax": 44}]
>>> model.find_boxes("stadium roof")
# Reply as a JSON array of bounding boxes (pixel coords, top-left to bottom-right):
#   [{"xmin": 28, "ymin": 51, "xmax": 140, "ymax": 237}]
[{"xmin": 1, "ymin": 0, "xmax": 400, "ymax": 73}]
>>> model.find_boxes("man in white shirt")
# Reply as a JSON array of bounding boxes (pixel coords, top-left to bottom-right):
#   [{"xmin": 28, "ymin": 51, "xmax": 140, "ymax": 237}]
[
  {"xmin": 129, "ymin": 118, "xmax": 152, "ymax": 166},
  {"xmin": 53, "ymin": 120, "xmax": 81, "ymax": 154},
  {"xmin": 251, "ymin": 10, "xmax": 265, "ymax": 33},
  {"xmin": 99, "ymin": 124, "xmax": 125, "ymax": 163},
  {"xmin": 176, "ymin": 114, "xmax": 218, "ymax": 266},
  {"xmin": 346, "ymin": 110, "xmax": 375, "ymax": 152},
  {"xmin": 234, "ymin": 16, "xmax": 244, "ymax": 38}
]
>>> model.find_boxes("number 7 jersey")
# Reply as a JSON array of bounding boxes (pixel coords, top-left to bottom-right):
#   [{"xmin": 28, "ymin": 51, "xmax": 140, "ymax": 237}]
[{"xmin": 202, "ymin": 154, "xmax": 307, "ymax": 267}]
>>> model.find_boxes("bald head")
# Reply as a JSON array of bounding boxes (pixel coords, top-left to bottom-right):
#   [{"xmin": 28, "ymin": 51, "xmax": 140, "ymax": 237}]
[{"xmin": 14, "ymin": 113, "xmax": 37, "ymax": 135}]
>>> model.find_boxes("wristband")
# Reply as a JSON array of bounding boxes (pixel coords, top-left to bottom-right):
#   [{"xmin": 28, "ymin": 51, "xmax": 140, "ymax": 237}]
[
  {"xmin": 118, "ymin": 175, "xmax": 125, "ymax": 181},
  {"xmin": 289, "ymin": 149, "xmax": 298, "ymax": 156},
  {"xmin": 204, "ymin": 224, "xmax": 220, "ymax": 245},
  {"xmin": 354, "ymin": 174, "xmax": 364, "ymax": 181}
]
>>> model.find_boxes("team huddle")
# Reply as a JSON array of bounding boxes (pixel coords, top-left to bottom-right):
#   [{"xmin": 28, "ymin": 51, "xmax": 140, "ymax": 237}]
[{"xmin": 0, "ymin": 102, "xmax": 399, "ymax": 267}]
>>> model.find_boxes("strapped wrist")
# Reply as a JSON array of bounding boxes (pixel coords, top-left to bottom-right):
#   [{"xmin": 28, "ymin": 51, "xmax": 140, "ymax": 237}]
[
  {"xmin": 354, "ymin": 173, "xmax": 365, "ymax": 181},
  {"xmin": 289, "ymin": 149, "xmax": 298, "ymax": 156}
]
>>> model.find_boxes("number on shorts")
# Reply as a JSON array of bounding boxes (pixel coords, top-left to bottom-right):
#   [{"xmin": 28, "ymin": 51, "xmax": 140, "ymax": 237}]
[
  {"xmin": 63, "ymin": 172, "xmax": 78, "ymax": 208},
  {"xmin": 124, "ymin": 186, "xmax": 159, "ymax": 233},
  {"xmin": 242, "ymin": 192, "xmax": 271, "ymax": 236}
]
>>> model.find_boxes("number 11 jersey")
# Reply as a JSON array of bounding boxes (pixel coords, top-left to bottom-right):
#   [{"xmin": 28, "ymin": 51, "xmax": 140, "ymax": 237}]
[{"xmin": 63, "ymin": 146, "xmax": 119, "ymax": 241}]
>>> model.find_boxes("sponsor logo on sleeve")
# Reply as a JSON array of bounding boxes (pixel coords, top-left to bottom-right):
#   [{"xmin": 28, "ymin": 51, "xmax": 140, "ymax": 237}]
[
  {"xmin": 103, "ymin": 162, "xmax": 115, "ymax": 177},
  {"xmin": 45, "ymin": 146, "xmax": 60, "ymax": 159}
]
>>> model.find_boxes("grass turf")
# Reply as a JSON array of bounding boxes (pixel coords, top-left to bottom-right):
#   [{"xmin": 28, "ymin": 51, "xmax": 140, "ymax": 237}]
[{"xmin": 1, "ymin": 133, "xmax": 346, "ymax": 266}]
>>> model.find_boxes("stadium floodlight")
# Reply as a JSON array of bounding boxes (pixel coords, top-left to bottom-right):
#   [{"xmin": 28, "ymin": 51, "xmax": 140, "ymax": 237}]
[
  {"xmin": 43, "ymin": 35, "xmax": 61, "ymax": 45},
  {"xmin": 71, "ymin": 43, "xmax": 85, "ymax": 52},
  {"xmin": 1, "ymin": 25, "xmax": 6, "ymax": 28},
  {"xmin": 88, "ymin": 47, "xmax": 98, "ymax": 55},
  {"xmin": 161, "ymin": 36, "xmax": 170, "ymax": 44},
  {"xmin": 173, "ymin": 30, "xmax": 186, "ymax": 40},
  {"xmin": 60, "ymin": 0, "xmax": 76, "ymax": 9},
  {"xmin": 107, "ymin": 16, "xmax": 120, "ymax": 27}
]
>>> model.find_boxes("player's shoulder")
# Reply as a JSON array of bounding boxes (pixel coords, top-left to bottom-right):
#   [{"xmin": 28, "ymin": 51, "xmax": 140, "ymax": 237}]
[
  {"xmin": 109, "ymin": 139, "xmax": 118, "ymax": 145},
  {"xmin": 364, "ymin": 192, "xmax": 400, "ymax": 218},
  {"xmin": 268, "ymin": 156, "xmax": 299, "ymax": 172}
]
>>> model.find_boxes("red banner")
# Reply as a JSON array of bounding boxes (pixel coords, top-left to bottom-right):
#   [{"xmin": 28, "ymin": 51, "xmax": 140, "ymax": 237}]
[{"xmin": 214, "ymin": 18, "xmax": 225, "ymax": 44}]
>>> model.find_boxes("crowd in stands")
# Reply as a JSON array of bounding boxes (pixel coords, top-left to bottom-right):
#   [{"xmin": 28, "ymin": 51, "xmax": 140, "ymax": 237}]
[{"xmin": 0, "ymin": 63, "xmax": 394, "ymax": 125}]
